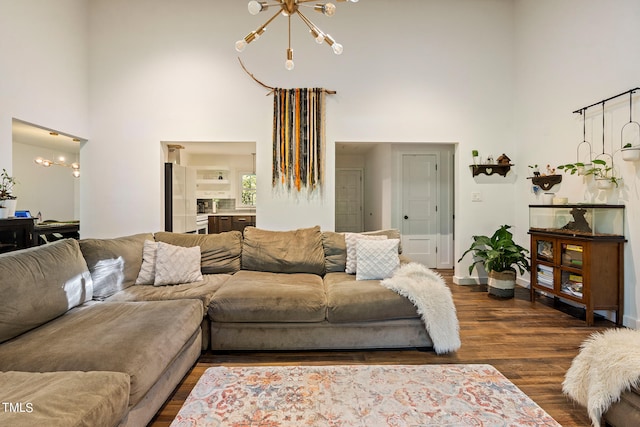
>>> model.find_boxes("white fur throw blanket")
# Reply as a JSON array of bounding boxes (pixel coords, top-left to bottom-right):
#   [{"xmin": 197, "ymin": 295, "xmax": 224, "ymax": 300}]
[
  {"xmin": 563, "ymin": 328, "xmax": 640, "ymax": 427},
  {"xmin": 381, "ymin": 263, "xmax": 461, "ymax": 354}
]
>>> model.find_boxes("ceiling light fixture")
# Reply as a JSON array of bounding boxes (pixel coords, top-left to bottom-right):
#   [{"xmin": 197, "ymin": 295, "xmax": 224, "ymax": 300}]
[
  {"xmin": 34, "ymin": 157, "xmax": 80, "ymax": 178},
  {"xmin": 235, "ymin": 0, "xmax": 358, "ymax": 70}
]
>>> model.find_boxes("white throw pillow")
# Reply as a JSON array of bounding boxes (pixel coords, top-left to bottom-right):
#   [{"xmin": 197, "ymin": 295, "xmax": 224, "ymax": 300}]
[
  {"xmin": 356, "ymin": 238, "xmax": 400, "ymax": 280},
  {"xmin": 344, "ymin": 233, "xmax": 387, "ymax": 274},
  {"xmin": 135, "ymin": 240, "xmax": 158, "ymax": 285},
  {"xmin": 153, "ymin": 242, "xmax": 203, "ymax": 286}
]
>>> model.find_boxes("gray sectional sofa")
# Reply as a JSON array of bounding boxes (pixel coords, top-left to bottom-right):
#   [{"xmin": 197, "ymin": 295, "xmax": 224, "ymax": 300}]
[{"xmin": 0, "ymin": 225, "xmax": 433, "ymax": 426}]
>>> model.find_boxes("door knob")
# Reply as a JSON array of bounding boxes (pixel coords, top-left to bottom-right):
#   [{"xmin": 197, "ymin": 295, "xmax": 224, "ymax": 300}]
[{"xmin": 404, "ymin": 215, "xmax": 409, "ymax": 220}]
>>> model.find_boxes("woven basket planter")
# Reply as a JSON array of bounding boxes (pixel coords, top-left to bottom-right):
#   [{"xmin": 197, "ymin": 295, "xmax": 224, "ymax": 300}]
[{"xmin": 488, "ymin": 270, "xmax": 516, "ymax": 298}]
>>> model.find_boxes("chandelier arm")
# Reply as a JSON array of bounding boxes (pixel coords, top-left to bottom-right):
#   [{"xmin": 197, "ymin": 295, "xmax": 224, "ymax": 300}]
[
  {"xmin": 258, "ymin": 8, "xmax": 284, "ymax": 32},
  {"xmin": 296, "ymin": 9, "xmax": 322, "ymax": 34}
]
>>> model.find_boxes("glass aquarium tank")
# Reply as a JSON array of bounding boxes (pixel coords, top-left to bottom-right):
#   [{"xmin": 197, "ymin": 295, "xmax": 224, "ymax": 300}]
[{"xmin": 529, "ymin": 204, "xmax": 625, "ymax": 237}]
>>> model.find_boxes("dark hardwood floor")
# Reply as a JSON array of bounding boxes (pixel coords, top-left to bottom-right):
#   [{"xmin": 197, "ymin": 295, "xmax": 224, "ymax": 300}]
[{"xmin": 149, "ymin": 270, "xmax": 617, "ymax": 426}]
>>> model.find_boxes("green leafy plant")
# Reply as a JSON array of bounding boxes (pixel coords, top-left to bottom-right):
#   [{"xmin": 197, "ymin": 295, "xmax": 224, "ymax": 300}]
[
  {"xmin": 471, "ymin": 149, "xmax": 479, "ymax": 157},
  {"xmin": 458, "ymin": 224, "xmax": 530, "ymax": 275},
  {"xmin": 557, "ymin": 159, "xmax": 621, "ymax": 187},
  {"xmin": 0, "ymin": 169, "xmax": 17, "ymax": 200}
]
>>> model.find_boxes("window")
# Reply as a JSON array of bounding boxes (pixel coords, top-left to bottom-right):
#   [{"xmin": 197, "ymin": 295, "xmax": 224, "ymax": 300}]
[{"xmin": 238, "ymin": 172, "xmax": 256, "ymax": 207}]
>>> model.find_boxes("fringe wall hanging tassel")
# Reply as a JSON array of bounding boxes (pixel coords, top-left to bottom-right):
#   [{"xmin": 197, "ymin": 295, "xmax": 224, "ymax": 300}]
[{"xmin": 273, "ymin": 87, "xmax": 326, "ymax": 195}]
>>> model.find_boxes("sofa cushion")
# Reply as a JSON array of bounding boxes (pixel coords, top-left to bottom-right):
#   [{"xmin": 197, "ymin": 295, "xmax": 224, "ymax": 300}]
[
  {"xmin": 154, "ymin": 231, "xmax": 242, "ymax": 274},
  {"xmin": 241, "ymin": 226, "xmax": 325, "ymax": 275},
  {"xmin": 108, "ymin": 273, "xmax": 231, "ymax": 311},
  {"xmin": 0, "ymin": 300, "xmax": 203, "ymax": 407},
  {"xmin": 324, "ymin": 272, "xmax": 419, "ymax": 323},
  {"xmin": 209, "ymin": 270, "xmax": 326, "ymax": 322},
  {"xmin": 322, "ymin": 229, "xmax": 402, "ymax": 273},
  {"xmin": 356, "ymin": 239, "xmax": 400, "ymax": 280},
  {"xmin": 0, "ymin": 239, "xmax": 93, "ymax": 344},
  {"xmin": 0, "ymin": 371, "xmax": 130, "ymax": 427},
  {"xmin": 79, "ymin": 233, "xmax": 153, "ymax": 299}
]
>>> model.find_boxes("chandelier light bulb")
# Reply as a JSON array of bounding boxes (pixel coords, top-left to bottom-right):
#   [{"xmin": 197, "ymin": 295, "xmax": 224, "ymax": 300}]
[
  {"xmin": 285, "ymin": 48, "xmax": 295, "ymax": 70},
  {"xmin": 248, "ymin": 1, "xmax": 263, "ymax": 15},
  {"xmin": 72, "ymin": 169, "xmax": 80, "ymax": 178},
  {"xmin": 332, "ymin": 42, "xmax": 343, "ymax": 55},
  {"xmin": 315, "ymin": 3, "xmax": 336, "ymax": 17},
  {"xmin": 235, "ymin": 39, "xmax": 247, "ymax": 52}
]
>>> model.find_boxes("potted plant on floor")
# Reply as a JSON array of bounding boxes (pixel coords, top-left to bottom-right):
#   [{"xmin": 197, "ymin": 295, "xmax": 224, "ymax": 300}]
[
  {"xmin": 458, "ymin": 224, "xmax": 530, "ymax": 298},
  {"xmin": 0, "ymin": 168, "xmax": 18, "ymax": 218}
]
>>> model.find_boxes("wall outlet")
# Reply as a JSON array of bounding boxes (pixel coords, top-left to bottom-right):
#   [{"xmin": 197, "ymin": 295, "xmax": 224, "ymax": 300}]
[{"xmin": 471, "ymin": 191, "xmax": 482, "ymax": 202}]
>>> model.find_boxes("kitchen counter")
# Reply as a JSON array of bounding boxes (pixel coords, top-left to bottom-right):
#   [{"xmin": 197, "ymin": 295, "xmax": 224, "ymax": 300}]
[{"xmin": 208, "ymin": 211, "xmax": 256, "ymax": 216}]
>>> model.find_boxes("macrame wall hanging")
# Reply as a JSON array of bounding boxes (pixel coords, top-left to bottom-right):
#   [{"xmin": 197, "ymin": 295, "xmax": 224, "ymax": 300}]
[
  {"xmin": 273, "ymin": 87, "xmax": 325, "ymax": 193},
  {"xmin": 239, "ymin": 59, "xmax": 335, "ymax": 195}
]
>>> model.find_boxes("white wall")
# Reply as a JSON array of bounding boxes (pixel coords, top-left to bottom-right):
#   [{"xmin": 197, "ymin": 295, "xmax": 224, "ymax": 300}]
[
  {"xmin": 512, "ymin": 0, "xmax": 640, "ymax": 327},
  {"xmin": 0, "ymin": 0, "xmax": 89, "ymax": 175},
  {"xmin": 81, "ymin": 0, "xmax": 516, "ymax": 254}
]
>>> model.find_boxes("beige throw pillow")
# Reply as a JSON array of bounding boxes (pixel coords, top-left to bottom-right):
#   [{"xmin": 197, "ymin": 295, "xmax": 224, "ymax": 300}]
[
  {"xmin": 153, "ymin": 242, "xmax": 203, "ymax": 286},
  {"xmin": 356, "ymin": 239, "xmax": 400, "ymax": 280},
  {"xmin": 135, "ymin": 240, "xmax": 158, "ymax": 285},
  {"xmin": 344, "ymin": 233, "xmax": 386, "ymax": 274}
]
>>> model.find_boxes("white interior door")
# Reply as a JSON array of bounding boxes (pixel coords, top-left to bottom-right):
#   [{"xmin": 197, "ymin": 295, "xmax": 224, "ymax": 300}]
[
  {"xmin": 335, "ymin": 168, "xmax": 363, "ymax": 232},
  {"xmin": 401, "ymin": 154, "xmax": 438, "ymax": 267}
]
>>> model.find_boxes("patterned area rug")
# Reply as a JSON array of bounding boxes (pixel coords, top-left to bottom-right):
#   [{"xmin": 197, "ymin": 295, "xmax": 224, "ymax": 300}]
[{"xmin": 171, "ymin": 364, "xmax": 560, "ymax": 427}]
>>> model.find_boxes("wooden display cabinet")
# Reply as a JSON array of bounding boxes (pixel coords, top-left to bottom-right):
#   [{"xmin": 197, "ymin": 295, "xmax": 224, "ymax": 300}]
[{"xmin": 529, "ymin": 231, "xmax": 624, "ymax": 326}]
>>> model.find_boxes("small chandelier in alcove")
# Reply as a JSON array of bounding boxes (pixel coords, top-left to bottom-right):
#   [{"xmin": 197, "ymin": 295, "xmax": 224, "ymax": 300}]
[{"xmin": 235, "ymin": 0, "xmax": 358, "ymax": 70}]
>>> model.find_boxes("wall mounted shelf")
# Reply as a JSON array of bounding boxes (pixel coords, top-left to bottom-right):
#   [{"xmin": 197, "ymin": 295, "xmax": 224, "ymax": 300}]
[
  {"xmin": 469, "ymin": 164, "xmax": 512, "ymax": 177},
  {"xmin": 528, "ymin": 175, "xmax": 563, "ymax": 190}
]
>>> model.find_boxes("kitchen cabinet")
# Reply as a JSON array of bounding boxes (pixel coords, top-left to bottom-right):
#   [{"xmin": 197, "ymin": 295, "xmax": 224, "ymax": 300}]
[{"xmin": 209, "ymin": 215, "xmax": 255, "ymax": 234}]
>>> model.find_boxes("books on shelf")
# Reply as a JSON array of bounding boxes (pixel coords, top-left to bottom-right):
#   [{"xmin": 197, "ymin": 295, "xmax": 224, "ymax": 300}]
[{"xmin": 536, "ymin": 265, "xmax": 554, "ymax": 287}]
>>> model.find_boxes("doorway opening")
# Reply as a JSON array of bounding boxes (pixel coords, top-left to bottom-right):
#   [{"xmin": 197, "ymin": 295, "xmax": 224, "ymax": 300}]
[{"xmin": 335, "ymin": 142, "xmax": 455, "ymax": 269}]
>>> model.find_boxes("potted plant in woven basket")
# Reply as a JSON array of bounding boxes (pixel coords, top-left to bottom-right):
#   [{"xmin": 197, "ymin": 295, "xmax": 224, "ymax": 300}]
[{"xmin": 458, "ymin": 224, "xmax": 530, "ymax": 298}]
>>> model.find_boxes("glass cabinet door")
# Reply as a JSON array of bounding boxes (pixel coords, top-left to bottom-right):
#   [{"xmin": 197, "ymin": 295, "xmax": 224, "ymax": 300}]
[
  {"xmin": 560, "ymin": 270, "xmax": 584, "ymax": 299},
  {"xmin": 536, "ymin": 239, "xmax": 554, "ymax": 262},
  {"xmin": 561, "ymin": 243, "xmax": 583, "ymax": 269}
]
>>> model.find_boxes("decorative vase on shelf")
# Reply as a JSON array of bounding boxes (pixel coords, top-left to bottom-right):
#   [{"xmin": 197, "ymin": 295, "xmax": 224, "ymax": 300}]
[
  {"xmin": 0, "ymin": 199, "xmax": 17, "ymax": 217},
  {"xmin": 0, "ymin": 207, "xmax": 8, "ymax": 219}
]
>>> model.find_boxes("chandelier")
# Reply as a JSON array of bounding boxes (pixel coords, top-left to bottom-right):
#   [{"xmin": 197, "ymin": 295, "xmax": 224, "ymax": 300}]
[
  {"xmin": 235, "ymin": 0, "xmax": 358, "ymax": 70},
  {"xmin": 34, "ymin": 157, "xmax": 80, "ymax": 178}
]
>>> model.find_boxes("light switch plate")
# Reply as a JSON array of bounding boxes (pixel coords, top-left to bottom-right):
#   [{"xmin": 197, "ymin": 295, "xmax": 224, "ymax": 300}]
[{"xmin": 471, "ymin": 191, "xmax": 482, "ymax": 202}]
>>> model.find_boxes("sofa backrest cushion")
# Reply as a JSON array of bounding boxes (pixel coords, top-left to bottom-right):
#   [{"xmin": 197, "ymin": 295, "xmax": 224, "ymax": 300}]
[
  {"xmin": 322, "ymin": 229, "xmax": 402, "ymax": 273},
  {"xmin": 154, "ymin": 231, "xmax": 242, "ymax": 274},
  {"xmin": 242, "ymin": 226, "xmax": 325, "ymax": 275},
  {"xmin": 79, "ymin": 233, "xmax": 152, "ymax": 299},
  {"xmin": 0, "ymin": 239, "xmax": 93, "ymax": 343}
]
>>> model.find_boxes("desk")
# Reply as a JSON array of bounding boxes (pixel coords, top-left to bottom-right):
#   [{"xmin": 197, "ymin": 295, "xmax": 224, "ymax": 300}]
[
  {"xmin": 0, "ymin": 218, "xmax": 34, "ymax": 254},
  {"xmin": 33, "ymin": 222, "xmax": 80, "ymax": 245}
]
